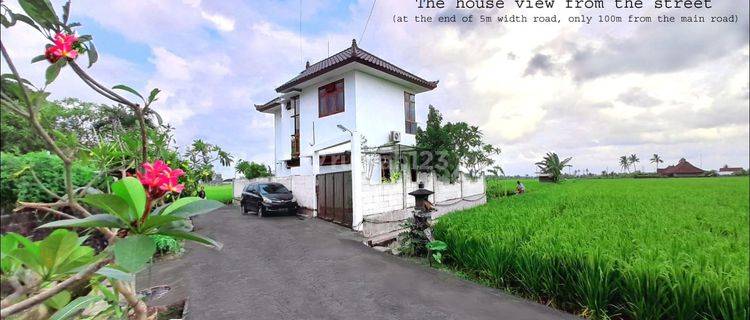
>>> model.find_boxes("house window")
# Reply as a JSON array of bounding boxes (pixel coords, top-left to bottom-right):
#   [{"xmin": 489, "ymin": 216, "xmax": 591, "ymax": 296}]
[
  {"xmin": 285, "ymin": 158, "xmax": 300, "ymax": 168},
  {"xmin": 380, "ymin": 155, "xmax": 391, "ymax": 181},
  {"xmin": 404, "ymin": 92, "xmax": 416, "ymax": 134},
  {"xmin": 318, "ymin": 79, "xmax": 345, "ymax": 117},
  {"xmin": 290, "ymin": 96, "xmax": 300, "ymax": 158}
]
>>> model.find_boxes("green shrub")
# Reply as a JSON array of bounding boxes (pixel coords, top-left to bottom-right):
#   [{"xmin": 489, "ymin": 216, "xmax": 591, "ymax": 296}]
[
  {"xmin": 151, "ymin": 235, "xmax": 183, "ymax": 255},
  {"xmin": 434, "ymin": 177, "xmax": 749, "ymax": 319},
  {"xmin": 0, "ymin": 152, "xmax": 97, "ymax": 211},
  {"xmin": 397, "ymin": 218, "xmax": 427, "ymax": 256}
]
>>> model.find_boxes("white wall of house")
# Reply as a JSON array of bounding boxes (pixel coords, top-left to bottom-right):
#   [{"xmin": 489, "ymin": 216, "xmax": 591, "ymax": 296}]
[
  {"xmin": 300, "ymin": 71, "xmax": 357, "ymax": 156},
  {"xmin": 354, "ymin": 71, "xmax": 416, "ymax": 147}
]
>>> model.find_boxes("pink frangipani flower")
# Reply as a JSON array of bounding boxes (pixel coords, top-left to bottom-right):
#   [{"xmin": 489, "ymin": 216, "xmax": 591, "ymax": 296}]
[{"xmin": 45, "ymin": 33, "xmax": 80, "ymax": 63}]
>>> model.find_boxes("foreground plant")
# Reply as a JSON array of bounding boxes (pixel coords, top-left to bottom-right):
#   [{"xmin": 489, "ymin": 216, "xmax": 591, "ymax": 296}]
[{"xmin": 0, "ymin": 1, "xmax": 224, "ymax": 319}]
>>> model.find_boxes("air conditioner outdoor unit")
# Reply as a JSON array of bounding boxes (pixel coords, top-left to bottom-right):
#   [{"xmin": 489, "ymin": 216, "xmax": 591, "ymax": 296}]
[{"xmin": 389, "ymin": 131, "xmax": 401, "ymax": 143}]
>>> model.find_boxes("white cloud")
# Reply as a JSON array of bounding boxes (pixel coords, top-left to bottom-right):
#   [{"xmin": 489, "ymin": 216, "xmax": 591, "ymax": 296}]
[
  {"xmin": 149, "ymin": 47, "xmax": 191, "ymax": 81},
  {"xmin": 2, "ymin": 0, "xmax": 746, "ymax": 178},
  {"xmin": 200, "ymin": 11, "xmax": 235, "ymax": 32}
]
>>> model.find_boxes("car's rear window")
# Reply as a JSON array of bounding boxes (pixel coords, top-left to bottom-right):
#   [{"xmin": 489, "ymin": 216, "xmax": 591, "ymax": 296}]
[{"xmin": 259, "ymin": 184, "xmax": 289, "ymax": 195}]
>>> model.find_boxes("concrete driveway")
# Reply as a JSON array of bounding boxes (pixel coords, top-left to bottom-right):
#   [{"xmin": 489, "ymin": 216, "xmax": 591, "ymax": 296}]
[{"xmin": 174, "ymin": 206, "xmax": 575, "ymax": 320}]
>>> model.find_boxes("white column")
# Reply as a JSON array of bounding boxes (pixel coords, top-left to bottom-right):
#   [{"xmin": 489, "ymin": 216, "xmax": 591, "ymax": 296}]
[
  {"xmin": 312, "ymin": 150, "xmax": 320, "ymax": 218},
  {"xmin": 312, "ymin": 150, "xmax": 320, "ymax": 175},
  {"xmin": 350, "ymin": 131, "xmax": 363, "ymax": 231}
]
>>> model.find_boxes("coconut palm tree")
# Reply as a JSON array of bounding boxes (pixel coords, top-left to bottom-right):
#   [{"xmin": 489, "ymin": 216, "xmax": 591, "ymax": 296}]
[
  {"xmin": 619, "ymin": 156, "xmax": 630, "ymax": 173},
  {"xmin": 628, "ymin": 154, "xmax": 640, "ymax": 173},
  {"xmin": 650, "ymin": 154, "xmax": 663, "ymax": 172},
  {"xmin": 535, "ymin": 152, "xmax": 572, "ymax": 183}
]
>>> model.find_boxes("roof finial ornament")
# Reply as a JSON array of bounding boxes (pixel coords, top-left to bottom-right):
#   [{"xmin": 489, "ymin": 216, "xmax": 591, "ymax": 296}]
[
  {"xmin": 352, "ymin": 39, "xmax": 357, "ymax": 47},
  {"xmin": 305, "ymin": 60, "xmax": 310, "ymax": 69},
  {"xmin": 351, "ymin": 39, "xmax": 358, "ymax": 57}
]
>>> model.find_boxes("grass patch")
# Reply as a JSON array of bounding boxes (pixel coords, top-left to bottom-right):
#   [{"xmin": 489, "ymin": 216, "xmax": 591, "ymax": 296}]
[
  {"xmin": 434, "ymin": 177, "xmax": 749, "ymax": 319},
  {"xmin": 203, "ymin": 184, "xmax": 233, "ymax": 204}
]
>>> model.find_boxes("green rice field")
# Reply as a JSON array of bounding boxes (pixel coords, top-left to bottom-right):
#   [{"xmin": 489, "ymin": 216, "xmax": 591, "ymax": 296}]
[
  {"xmin": 433, "ymin": 177, "xmax": 749, "ymax": 319},
  {"xmin": 203, "ymin": 183, "xmax": 233, "ymax": 204}
]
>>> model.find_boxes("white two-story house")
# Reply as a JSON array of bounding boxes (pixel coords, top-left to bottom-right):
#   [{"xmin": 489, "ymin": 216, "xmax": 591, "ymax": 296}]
[
  {"xmin": 249, "ymin": 40, "xmax": 485, "ymax": 238},
  {"xmin": 255, "ymin": 39, "xmax": 436, "ymax": 177}
]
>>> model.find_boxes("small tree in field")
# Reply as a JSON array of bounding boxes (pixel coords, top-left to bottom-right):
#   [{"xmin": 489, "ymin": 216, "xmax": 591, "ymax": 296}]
[
  {"xmin": 535, "ymin": 152, "xmax": 572, "ymax": 183},
  {"xmin": 416, "ymin": 106, "xmax": 500, "ymax": 182},
  {"xmin": 235, "ymin": 160, "xmax": 272, "ymax": 179}
]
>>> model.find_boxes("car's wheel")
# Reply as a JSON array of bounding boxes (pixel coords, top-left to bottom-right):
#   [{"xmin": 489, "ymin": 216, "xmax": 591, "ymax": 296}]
[
  {"xmin": 258, "ymin": 205, "xmax": 266, "ymax": 218},
  {"xmin": 240, "ymin": 204, "xmax": 248, "ymax": 215}
]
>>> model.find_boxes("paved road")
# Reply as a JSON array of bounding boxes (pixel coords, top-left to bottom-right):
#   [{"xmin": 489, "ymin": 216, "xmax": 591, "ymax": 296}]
[{"xmin": 180, "ymin": 206, "xmax": 575, "ymax": 320}]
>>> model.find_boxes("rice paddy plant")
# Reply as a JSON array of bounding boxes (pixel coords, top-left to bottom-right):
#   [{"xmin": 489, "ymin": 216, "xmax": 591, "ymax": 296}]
[{"xmin": 433, "ymin": 177, "xmax": 749, "ymax": 319}]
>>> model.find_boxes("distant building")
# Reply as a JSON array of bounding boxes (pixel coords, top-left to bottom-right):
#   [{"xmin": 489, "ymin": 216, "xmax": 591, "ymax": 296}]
[
  {"xmin": 538, "ymin": 173, "xmax": 555, "ymax": 182},
  {"xmin": 657, "ymin": 158, "xmax": 705, "ymax": 177},
  {"xmin": 210, "ymin": 173, "xmax": 224, "ymax": 184},
  {"xmin": 718, "ymin": 165, "xmax": 744, "ymax": 176}
]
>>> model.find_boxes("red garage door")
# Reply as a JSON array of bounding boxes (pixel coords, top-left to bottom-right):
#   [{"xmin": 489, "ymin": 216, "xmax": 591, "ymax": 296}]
[{"xmin": 316, "ymin": 171, "xmax": 352, "ymax": 227}]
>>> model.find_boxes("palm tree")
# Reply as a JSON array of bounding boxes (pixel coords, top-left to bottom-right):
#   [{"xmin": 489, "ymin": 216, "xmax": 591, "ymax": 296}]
[
  {"xmin": 535, "ymin": 152, "xmax": 572, "ymax": 183},
  {"xmin": 628, "ymin": 154, "xmax": 640, "ymax": 173},
  {"xmin": 619, "ymin": 156, "xmax": 630, "ymax": 173},
  {"xmin": 650, "ymin": 154, "xmax": 663, "ymax": 172}
]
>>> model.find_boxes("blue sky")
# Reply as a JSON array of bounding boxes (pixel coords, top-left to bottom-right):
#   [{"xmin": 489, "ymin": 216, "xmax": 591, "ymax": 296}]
[{"xmin": 2, "ymin": 0, "xmax": 748, "ymax": 177}]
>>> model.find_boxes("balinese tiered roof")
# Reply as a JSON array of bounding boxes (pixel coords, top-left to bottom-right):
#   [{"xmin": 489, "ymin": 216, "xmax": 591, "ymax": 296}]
[
  {"xmin": 275, "ymin": 39, "xmax": 438, "ymax": 93},
  {"xmin": 658, "ymin": 158, "xmax": 704, "ymax": 176}
]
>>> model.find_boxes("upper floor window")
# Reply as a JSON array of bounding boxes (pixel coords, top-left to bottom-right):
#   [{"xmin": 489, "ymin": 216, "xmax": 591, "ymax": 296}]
[
  {"xmin": 290, "ymin": 96, "xmax": 300, "ymax": 158},
  {"xmin": 319, "ymin": 79, "xmax": 345, "ymax": 117},
  {"xmin": 404, "ymin": 92, "xmax": 416, "ymax": 134}
]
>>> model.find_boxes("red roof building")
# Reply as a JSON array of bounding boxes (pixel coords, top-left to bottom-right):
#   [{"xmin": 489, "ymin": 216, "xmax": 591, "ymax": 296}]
[
  {"xmin": 718, "ymin": 165, "xmax": 744, "ymax": 176},
  {"xmin": 657, "ymin": 158, "xmax": 705, "ymax": 177}
]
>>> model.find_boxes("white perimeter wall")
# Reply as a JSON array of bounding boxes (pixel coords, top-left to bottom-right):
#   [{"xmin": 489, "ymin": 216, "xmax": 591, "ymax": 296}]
[
  {"xmin": 360, "ymin": 167, "xmax": 486, "ymax": 217},
  {"xmin": 359, "ymin": 166, "xmax": 486, "ymax": 238}
]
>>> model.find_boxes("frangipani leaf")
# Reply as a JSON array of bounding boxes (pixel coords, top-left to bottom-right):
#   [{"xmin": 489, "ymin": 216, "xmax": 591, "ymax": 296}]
[
  {"xmin": 49, "ymin": 296, "xmax": 101, "ymax": 320},
  {"xmin": 45, "ymin": 59, "xmax": 65, "ymax": 85},
  {"xmin": 95, "ymin": 266, "xmax": 134, "ymax": 282},
  {"xmin": 8, "ymin": 247, "xmax": 44, "ymax": 275},
  {"xmin": 160, "ymin": 197, "xmax": 200, "ymax": 216},
  {"xmin": 38, "ymin": 214, "xmax": 125, "ymax": 229},
  {"xmin": 86, "ymin": 41, "xmax": 98, "ymax": 67},
  {"xmin": 113, "ymin": 235, "xmax": 155, "ymax": 273},
  {"xmin": 81, "ymin": 194, "xmax": 133, "ymax": 224},
  {"xmin": 44, "ymin": 290, "xmax": 71, "ymax": 310},
  {"xmin": 165, "ymin": 199, "xmax": 223, "ymax": 218},
  {"xmin": 111, "ymin": 177, "xmax": 146, "ymax": 221},
  {"xmin": 112, "ymin": 84, "xmax": 144, "ymax": 102},
  {"xmin": 40, "ymin": 229, "xmax": 78, "ymax": 272},
  {"xmin": 158, "ymin": 229, "xmax": 222, "ymax": 250},
  {"xmin": 18, "ymin": 0, "xmax": 58, "ymax": 29},
  {"xmin": 139, "ymin": 215, "xmax": 185, "ymax": 233},
  {"xmin": 56, "ymin": 246, "xmax": 94, "ymax": 274}
]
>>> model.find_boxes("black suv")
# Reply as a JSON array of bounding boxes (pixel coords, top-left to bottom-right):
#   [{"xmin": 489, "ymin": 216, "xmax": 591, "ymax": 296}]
[{"xmin": 240, "ymin": 182, "xmax": 298, "ymax": 217}]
